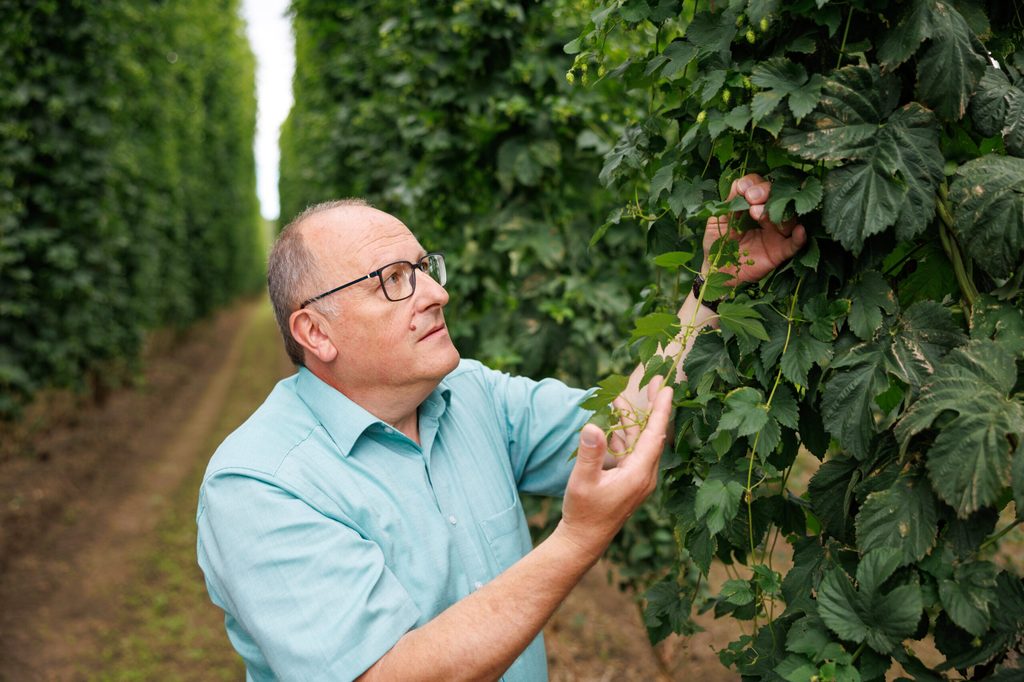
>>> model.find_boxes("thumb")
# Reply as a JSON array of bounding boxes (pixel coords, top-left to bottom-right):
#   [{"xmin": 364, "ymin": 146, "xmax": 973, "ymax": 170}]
[{"xmin": 572, "ymin": 424, "xmax": 607, "ymax": 485}]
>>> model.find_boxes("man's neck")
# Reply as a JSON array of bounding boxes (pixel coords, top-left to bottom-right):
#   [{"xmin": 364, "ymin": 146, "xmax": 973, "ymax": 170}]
[{"xmin": 307, "ymin": 364, "xmax": 432, "ymax": 445}]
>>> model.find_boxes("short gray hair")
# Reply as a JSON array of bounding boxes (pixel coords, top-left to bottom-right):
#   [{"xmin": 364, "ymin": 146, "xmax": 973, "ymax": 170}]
[{"xmin": 268, "ymin": 198, "xmax": 371, "ymax": 366}]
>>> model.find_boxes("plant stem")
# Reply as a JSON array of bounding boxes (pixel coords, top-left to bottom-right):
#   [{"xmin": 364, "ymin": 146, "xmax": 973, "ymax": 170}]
[
  {"xmin": 936, "ymin": 187, "xmax": 979, "ymax": 309},
  {"xmin": 836, "ymin": 6, "xmax": 854, "ymax": 70},
  {"xmin": 978, "ymin": 518, "xmax": 1023, "ymax": 553}
]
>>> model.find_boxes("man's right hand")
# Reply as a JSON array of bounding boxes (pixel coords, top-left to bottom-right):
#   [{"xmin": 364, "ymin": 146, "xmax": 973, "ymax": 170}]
[{"xmin": 555, "ymin": 376, "xmax": 674, "ymax": 563}]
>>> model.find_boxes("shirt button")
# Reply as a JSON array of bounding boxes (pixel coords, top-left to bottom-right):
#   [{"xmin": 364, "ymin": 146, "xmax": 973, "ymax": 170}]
[
  {"xmin": 474, "ymin": 581, "xmax": 484, "ymax": 590},
  {"xmin": 448, "ymin": 515, "xmax": 457, "ymax": 525}
]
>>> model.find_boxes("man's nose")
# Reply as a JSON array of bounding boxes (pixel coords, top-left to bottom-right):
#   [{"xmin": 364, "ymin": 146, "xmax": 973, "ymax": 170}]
[{"xmin": 415, "ymin": 270, "xmax": 449, "ymax": 308}]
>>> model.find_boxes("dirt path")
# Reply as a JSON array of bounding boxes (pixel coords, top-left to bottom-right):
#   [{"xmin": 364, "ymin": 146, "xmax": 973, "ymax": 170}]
[
  {"xmin": 0, "ymin": 299, "xmax": 291, "ymax": 680},
  {"xmin": 0, "ymin": 298, "xmax": 742, "ymax": 681}
]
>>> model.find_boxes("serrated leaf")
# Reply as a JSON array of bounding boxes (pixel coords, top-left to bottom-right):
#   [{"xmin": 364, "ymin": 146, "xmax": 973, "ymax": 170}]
[
  {"xmin": 630, "ymin": 312, "xmax": 680, "ymax": 344},
  {"xmin": 817, "ymin": 548, "xmax": 923, "ymax": 654},
  {"xmin": 718, "ymin": 301, "xmax": 770, "ymax": 346},
  {"xmin": 1004, "ymin": 86, "xmax": 1024, "ymax": 157},
  {"xmin": 971, "ymin": 67, "xmax": 1014, "ymax": 137},
  {"xmin": 789, "ymin": 74, "xmax": 825, "ymax": 120},
  {"xmin": 896, "ymin": 340, "xmax": 1024, "ymax": 516},
  {"xmin": 846, "ymin": 271, "xmax": 896, "ymax": 341},
  {"xmin": 650, "ymin": 163, "xmax": 675, "ymax": 203},
  {"xmin": 822, "ymin": 348, "xmax": 887, "ymax": 458},
  {"xmin": 915, "ymin": 1, "xmax": 987, "ymax": 121},
  {"xmin": 684, "ymin": 332, "xmax": 739, "ymax": 385},
  {"xmin": 783, "ymin": 538, "xmax": 827, "ymax": 612},
  {"xmin": 781, "ymin": 66, "xmax": 899, "ymax": 162},
  {"xmin": 719, "ymin": 386, "xmax": 769, "ymax": 436},
  {"xmin": 824, "ymin": 104, "xmax": 943, "ymax": 252},
  {"xmin": 775, "ymin": 655, "xmax": 819, "ymax": 682},
  {"xmin": 686, "ymin": 9, "xmax": 738, "ymax": 58},
  {"xmin": 721, "ymin": 578, "xmax": 756, "ymax": 605},
  {"xmin": 724, "ymin": 104, "xmax": 752, "ymax": 131},
  {"xmin": 668, "ymin": 177, "xmax": 716, "ymax": 218},
  {"xmin": 882, "ymin": 300, "xmax": 966, "ymax": 390},
  {"xmin": 938, "ymin": 561, "xmax": 998, "ymax": 636},
  {"xmin": 782, "ymin": 326, "xmax": 833, "ymax": 386},
  {"xmin": 750, "ymin": 57, "xmax": 812, "ymax": 122},
  {"xmin": 652, "ymin": 250, "xmax": 695, "ymax": 269},
  {"xmin": 949, "ymin": 154, "xmax": 1024, "ymax": 279},
  {"xmin": 809, "ymin": 456, "xmax": 860, "ymax": 540},
  {"xmin": 660, "ymin": 40, "xmax": 698, "ymax": 79},
  {"xmin": 696, "ymin": 475, "xmax": 744, "ymax": 536},
  {"xmin": 855, "ymin": 473, "xmax": 938, "ymax": 565},
  {"xmin": 786, "ymin": 614, "xmax": 835, "ymax": 660},
  {"xmin": 766, "ymin": 169, "xmax": 823, "ymax": 224},
  {"xmin": 782, "ymin": 66, "xmax": 942, "ymax": 251},
  {"xmin": 877, "ymin": 0, "xmax": 934, "ymax": 67},
  {"xmin": 643, "ymin": 576, "xmax": 694, "ymax": 645},
  {"xmin": 581, "ymin": 373, "xmax": 630, "ymax": 410},
  {"xmin": 770, "ymin": 384, "xmax": 800, "ymax": 429},
  {"xmin": 600, "ymin": 125, "xmax": 648, "ymax": 186},
  {"xmin": 754, "ymin": 416, "xmax": 782, "ymax": 458},
  {"xmin": 823, "ymin": 161, "xmax": 904, "ymax": 253}
]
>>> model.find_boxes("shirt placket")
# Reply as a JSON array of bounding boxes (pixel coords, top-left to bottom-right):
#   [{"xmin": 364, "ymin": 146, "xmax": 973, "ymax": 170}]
[{"xmin": 419, "ymin": 415, "xmax": 493, "ymax": 594}]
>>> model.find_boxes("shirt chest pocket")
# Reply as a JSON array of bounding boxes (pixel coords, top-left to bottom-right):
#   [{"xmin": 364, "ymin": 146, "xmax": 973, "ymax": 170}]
[{"xmin": 479, "ymin": 496, "xmax": 530, "ymax": 573}]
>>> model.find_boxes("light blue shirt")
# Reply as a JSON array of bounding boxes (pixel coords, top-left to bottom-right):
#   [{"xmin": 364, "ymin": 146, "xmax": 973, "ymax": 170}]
[{"xmin": 196, "ymin": 359, "xmax": 591, "ymax": 681}]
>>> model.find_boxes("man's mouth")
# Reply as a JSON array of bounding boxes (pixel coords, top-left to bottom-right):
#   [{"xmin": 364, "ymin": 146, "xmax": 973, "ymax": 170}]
[{"xmin": 419, "ymin": 322, "xmax": 447, "ymax": 341}]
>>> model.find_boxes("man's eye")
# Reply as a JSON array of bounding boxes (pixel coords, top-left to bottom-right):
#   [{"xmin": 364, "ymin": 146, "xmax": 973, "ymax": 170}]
[{"xmin": 385, "ymin": 271, "xmax": 402, "ymax": 286}]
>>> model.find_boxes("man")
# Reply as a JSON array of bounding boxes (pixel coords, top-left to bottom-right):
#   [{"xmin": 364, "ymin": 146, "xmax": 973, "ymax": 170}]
[{"xmin": 197, "ymin": 174, "xmax": 805, "ymax": 681}]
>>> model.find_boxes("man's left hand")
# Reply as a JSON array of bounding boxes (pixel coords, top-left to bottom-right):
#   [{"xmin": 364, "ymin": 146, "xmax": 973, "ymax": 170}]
[{"xmin": 702, "ymin": 173, "xmax": 807, "ymax": 284}]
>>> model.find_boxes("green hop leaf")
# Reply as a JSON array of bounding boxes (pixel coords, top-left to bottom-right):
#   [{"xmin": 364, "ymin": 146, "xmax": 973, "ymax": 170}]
[
  {"xmin": 845, "ymin": 270, "xmax": 896, "ymax": 341},
  {"xmin": 938, "ymin": 561, "xmax": 998, "ymax": 637},
  {"xmin": 855, "ymin": 473, "xmax": 938, "ymax": 565},
  {"xmin": 896, "ymin": 340, "xmax": 1024, "ymax": 517},
  {"xmin": 766, "ymin": 168, "xmax": 823, "ymax": 224},
  {"xmin": 949, "ymin": 155, "xmax": 1024, "ymax": 280},
  {"xmin": 817, "ymin": 548, "xmax": 923, "ymax": 654},
  {"xmin": 782, "ymin": 67, "xmax": 943, "ymax": 252},
  {"xmin": 719, "ymin": 386, "xmax": 769, "ymax": 436},
  {"xmin": 822, "ymin": 347, "xmax": 887, "ymax": 458}
]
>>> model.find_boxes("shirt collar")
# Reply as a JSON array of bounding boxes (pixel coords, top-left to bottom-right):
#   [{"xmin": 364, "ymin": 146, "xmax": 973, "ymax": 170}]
[{"xmin": 295, "ymin": 366, "xmax": 452, "ymax": 456}]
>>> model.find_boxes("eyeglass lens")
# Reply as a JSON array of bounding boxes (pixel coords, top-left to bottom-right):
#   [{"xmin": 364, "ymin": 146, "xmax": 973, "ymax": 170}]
[{"xmin": 380, "ymin": 254, "xmax": 446, "ymax": 301}]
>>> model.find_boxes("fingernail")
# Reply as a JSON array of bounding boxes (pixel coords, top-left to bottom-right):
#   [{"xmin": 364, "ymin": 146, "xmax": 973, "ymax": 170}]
[
  {"xmin": 581, "ymin": 430, "xmax": 599, "ymax": 448},
  {"xmin": 749, "ymin": 186, "xmax": 766, "ymax": 201},
  {"xmin": 737, "ymin": 177, "xmax": 752, "ymax": 191}
]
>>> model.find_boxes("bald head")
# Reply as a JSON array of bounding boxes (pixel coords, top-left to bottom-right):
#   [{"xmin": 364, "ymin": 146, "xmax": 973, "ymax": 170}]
[{"xmin": 268, "ymin": 198, "xmax": 383, "ymax": 365}]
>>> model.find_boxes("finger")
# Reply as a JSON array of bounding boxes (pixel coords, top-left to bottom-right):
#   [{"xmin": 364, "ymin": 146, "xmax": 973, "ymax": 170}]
[
  {"xmin": 777, "ymin": 218, "xmax": 797, "ymax": 238},
  {"xmin": 621, "ymin": 385, "xmax": 673, "ymax": 473},
  {"xmin": 572, "ymin": 424, "xmax": 608, "ymax": 485},
  {"xmin": 726, "ymin": 173, "xmax": 765, "ymax": 201},
  {"xmin": 784, "ymin": 224, "xmax": 808, "ymax": 255},
  {"xmin": 645, "ymin": 375, "xmax": 665, "ymax": 404}
]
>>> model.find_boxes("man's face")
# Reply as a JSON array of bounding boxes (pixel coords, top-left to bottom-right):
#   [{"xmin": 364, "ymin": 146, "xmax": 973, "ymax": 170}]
[{"xmin": 302, "ymin": 207, "xmax": 460, "ymax": 394}]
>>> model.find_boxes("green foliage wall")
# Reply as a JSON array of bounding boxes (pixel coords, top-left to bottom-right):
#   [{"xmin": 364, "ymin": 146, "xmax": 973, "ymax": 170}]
[
  {"xmin": 279, "ymin": 0, "xmax": 652, "ymax": 386},
  {"xmin": 0, "ymin": 0, "xmax": 264, "ymax": 415},
  {"xmin": 570, "ymin": 0, "xmax": 1024, "ymax": 678}
]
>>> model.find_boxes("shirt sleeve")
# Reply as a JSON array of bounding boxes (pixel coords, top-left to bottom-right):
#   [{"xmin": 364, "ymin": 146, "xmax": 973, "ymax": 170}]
[
  {"xmin": 484, "ymin": 367, "xmax": 594, "ymax": 497},
  {"xmin": 197, "ymin": 471, "xmax": 420, "ymax": 681}
]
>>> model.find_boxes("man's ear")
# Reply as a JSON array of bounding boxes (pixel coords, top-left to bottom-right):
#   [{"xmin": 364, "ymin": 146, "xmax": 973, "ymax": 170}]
[{"xmin": 289, "ymin": 308, "xmax": 339, "ymax": 364}]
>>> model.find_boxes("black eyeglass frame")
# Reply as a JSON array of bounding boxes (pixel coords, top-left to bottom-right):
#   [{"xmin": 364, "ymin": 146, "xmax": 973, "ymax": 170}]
[{"xmin": 298, "ymin": 252, "xmax": 445, "ymax": 309}]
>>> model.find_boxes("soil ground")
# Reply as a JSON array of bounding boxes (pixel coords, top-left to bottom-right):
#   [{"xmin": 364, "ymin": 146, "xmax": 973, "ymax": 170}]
[{"xmin": 0, "ymin": 298, "xmax": 741, "ymax": 681}]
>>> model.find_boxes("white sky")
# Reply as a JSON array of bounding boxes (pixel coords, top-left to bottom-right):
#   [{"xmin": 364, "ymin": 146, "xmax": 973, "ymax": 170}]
[{"xmin": 241, "ymin": 0, "xmax": 294, "ymax": 220}]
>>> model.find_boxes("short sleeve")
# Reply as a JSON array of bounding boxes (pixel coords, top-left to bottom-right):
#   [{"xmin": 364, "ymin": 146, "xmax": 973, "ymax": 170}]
[
  {"xmin": 197, "ymin": 472, "xmax": 420, "ymax": 681},
  {"xmin": 487, "ymin": 369, "xmax": 594, "ymax": 497}
]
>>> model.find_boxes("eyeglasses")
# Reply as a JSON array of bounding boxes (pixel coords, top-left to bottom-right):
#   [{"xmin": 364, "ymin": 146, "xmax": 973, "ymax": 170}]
[{"xmin": 299, "ymin": 252, "xmax": 446, "ymax": 309}]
